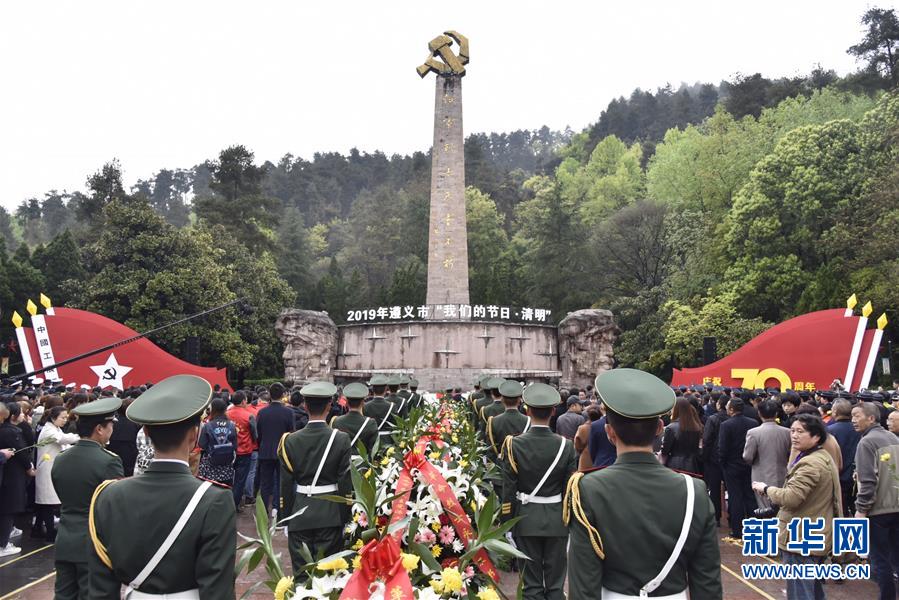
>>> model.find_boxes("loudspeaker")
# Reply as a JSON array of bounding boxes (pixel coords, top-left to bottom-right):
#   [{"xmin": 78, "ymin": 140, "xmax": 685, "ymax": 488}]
[
  {"xmin": 184, "ymin": 336, "xmax": 200, "ymax": 365},
  {"xmin": 702, "ymin": 337, "xmax": 717, "ymax": 366}
]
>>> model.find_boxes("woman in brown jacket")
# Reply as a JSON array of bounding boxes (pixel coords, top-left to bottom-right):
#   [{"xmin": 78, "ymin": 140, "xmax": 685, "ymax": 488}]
[{"xmin": 752, "ymin": 413, "xmax": 842, "ymax": 600}]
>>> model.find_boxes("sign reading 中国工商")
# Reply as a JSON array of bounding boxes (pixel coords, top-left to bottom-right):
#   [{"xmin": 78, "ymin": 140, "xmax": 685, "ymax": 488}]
[{"xmin": 345, "ymin": 305, "xmax": 552, "ymax": 323}]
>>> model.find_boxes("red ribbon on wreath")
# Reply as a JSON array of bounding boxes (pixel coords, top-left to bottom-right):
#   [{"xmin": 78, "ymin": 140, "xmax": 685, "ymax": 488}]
[{"xmin": 339, "ymin": 535, "xmax": 413, "ymax": 600}]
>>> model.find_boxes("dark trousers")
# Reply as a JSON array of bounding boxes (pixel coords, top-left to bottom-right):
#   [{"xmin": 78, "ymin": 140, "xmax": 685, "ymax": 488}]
[
  {"xmin": 723, "ymin": 465, "xmax": 756, "ymax": 537},
  {"xmin": 870, "ymin": 512, "xmax": 899, "ymax": 600},
  {"xmin": 288, "ymin": 527, "xmax": 343, "ymax": 576},
  {"xmin": 0, "ymin": 514, "xmax": 13, "ymax": 547},
  {"xmin": 54, "ymin": 560, "xmax": 89, "ymax": 600},
  {"xmin": 705, "ymin": 461, "xmax": 725, "ymax": 522},
  {"xmin": 514, "ymin": 536, "xmax": 567, "ymax": 600},
  {"xmin": 232, "ymin": 454, "xmax": 253, "ymax": 506},
  {"xmin": 257, "ymin": 458, "xmax": 280, "ymax": 514},
  {"xmin": 34, "ymin": 504, "xmax": 57, "ymax": 536},
  {"xmin": 107, "ymin": 441, "xmax": 137, "ymax": 477},
  {"xmin": 839, "ymin": 479, "xmax": 855, "ymax": 517}
]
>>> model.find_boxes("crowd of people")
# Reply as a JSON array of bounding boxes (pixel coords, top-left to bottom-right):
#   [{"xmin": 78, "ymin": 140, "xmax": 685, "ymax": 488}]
[{"xmin": 0, "ymin": 372, "xmax": 897, "ymax": 599}]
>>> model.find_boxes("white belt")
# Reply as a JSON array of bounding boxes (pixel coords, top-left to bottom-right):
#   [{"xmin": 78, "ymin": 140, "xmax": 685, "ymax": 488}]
[
  {"xmin": 516, "ymin": 492, "xmax": 562, "ymax": 505},
  {"xmin": 128, "ymin": 590, "xmax": 200, "ymax": 600},
  {"xmin": 296, "ymin": 483, "xmax": 338, "ymax": 495},
  {"xmin": 378, "ymin": 431, "xmax": 394, "ymax": 436},
  {"xmin": 600, "ymin": 588, "xmax": 686, "ymax": 599}
]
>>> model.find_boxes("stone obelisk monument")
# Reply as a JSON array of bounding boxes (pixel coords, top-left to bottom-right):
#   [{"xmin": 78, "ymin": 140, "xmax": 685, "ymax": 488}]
[{"xmin": 417, "ymin": 31, "xmax": 470, "ymax": 308}]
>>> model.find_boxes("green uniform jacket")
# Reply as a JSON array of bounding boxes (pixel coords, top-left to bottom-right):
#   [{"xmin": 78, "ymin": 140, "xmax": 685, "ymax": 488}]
[
  {"xmin": 52, "ymin": 440, "xmax": 123, "ymax": 564},
  {"xmin": 278, "ymin": 422, "xmax": 352, "ymax": 532},
  {"xmin": 406, "ymin": 391, "xmax": 422, "ymax": 411},
  {"xmin": 469, "ymin": 391, "xmax": 484, "ymax": 419},
  {"xmin": 566, "ymin": 452, "xmax": 722, "ymax": 598},
  {"xmin": 500, "ymin": 426, "xmax": 576, "ymax": 537},
  {"xmin": 88, "ymin": 461, "xmax": 236, "ymax": 599},
  {"xmin": 331, "ymin": 412, "xmax": 378, "ymax": 455},
  {"xmin": 487, "ymin": 409, "xmax": 529, "ymax": 459},
  {"xmin": 387, "ymin": 393, "xmax": 409, "ymax": 420},
  {"xmin": 363, "ymin": 396, "xmax": 396, "ymax": 446}
]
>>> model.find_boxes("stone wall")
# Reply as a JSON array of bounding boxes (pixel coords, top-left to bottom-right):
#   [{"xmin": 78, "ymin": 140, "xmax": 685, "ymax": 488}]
[
  {"xmin": 558, "ymin": 309, "xmax": 619, "ymax": 390},
  {"xmin": 274, "ymin": 309, "xmax": 338, "ymax": 384}
]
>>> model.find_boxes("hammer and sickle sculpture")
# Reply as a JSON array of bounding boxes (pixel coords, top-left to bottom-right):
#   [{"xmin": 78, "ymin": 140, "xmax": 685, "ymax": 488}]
[{"xmin": 416, "ymin": 30, "xmax": 469, "ymax": 78}]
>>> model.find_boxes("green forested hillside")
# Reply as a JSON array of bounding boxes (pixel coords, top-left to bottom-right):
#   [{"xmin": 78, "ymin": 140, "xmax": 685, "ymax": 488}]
[{"xmin": 2, "ymin": 8, "xmax": 898, "ymax": 380}]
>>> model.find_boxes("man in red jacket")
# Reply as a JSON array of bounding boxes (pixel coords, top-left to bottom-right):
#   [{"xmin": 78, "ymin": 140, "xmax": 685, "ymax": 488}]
[{"xmin": 228, "ymin": 391, "xmax": 258, "ymax": 509}]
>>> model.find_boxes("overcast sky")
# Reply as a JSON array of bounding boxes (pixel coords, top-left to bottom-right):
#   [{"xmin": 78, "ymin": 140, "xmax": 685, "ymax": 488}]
[{"xmin": 0, "ymin": 0, "xmax": 890, "ymax": 211}]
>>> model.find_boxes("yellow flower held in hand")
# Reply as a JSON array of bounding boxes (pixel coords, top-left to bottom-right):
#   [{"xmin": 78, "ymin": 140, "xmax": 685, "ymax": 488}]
[
  {"xmin": 317, "ymin": 557, "xmax": 349, "ymax": 571},
  {"xmin": 477, "ymin": 588, "xmax": 500, "ymax": 600},
  {"xmin": 440, "ymin": 567, "xmax": 463, "ymax": 593},
  {"xmin": 401, "ymin": 552, "xmax": 420, "ymax": 572},
  {"xmin": 881, "ymin": 452, "xmax": 892, "ymax": 462},
  {"xmin": 274, "ymin": 576, "xmax": 294, "ymax": 600}
]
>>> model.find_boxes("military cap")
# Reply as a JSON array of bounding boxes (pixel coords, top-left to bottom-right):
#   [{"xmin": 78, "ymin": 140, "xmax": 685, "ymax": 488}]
[
  {"xmin": 484, "ymin": 376, "xmax": 506, "ymax": 390},
  {"xmin": 368, "ymin": 374, "xmax": 389, "ymax": 386},
  {"xmin": 818, "ymin": 390, "xmax": 836, "ymax": 400},
  {"xmin": 73, "ymin": 396, "xmax": 122, "ymax": 420},
  {"xmin": 301, "ymin": 381, "xmax": 338, "ymax": 398},
  {"xmin": 32, "ymin": 377, "xmax": 44, "ymax": 385},
  {"xmin": 399, "ymin": 374, "xmax": 411, "ymax": 385},
  {"xmin": 857, "ymin": 390, "xmax": 875, "ymax": 401},
  {"xmin": 80, "ymin": 384, "xmax": 91, "ymax": 391},
  {"xmin": 522, "ymin": 382, "xmax": 560, "ymax": 407},
  {"xmin": 343, "ymin": 382, "xmax": 369, "ymax": 400},
  {"xmin": 595, "ymin": 368, "xmax": 675, "ymax": 419},
  {"xmin": 126, "ymin": 375, "xmax": 211, "ymax": 425},
  {"xmin": 65, "ymin": 382, "xmax": 76, "ymax": 390},
  {"xmin": 409, "ymin": 378, "xmax": 419, "ymax": 388},
  {"xmin": 478, "ymin": 375, "xmax": 492, "ymax": 387},
  {"xmin": 387, "ymin": 374, "xmax": 402, "ymax": 386},
  {"xmin": 499, "ymin": 380, "xmax": 524, "ymax": 398}
]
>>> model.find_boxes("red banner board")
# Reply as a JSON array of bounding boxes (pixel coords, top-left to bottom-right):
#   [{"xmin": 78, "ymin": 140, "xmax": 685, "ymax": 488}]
[
  {"xmin": 16, "ymin": 307, "xmax": 229, "ymax": 390},
  {"xmin": 670, "ymin": 308, "xmax": 876, "ymax": 392}
]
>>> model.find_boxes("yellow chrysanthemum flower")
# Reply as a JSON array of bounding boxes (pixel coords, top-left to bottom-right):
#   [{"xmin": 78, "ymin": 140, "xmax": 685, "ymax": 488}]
[
  {"xmin": 317, "ymin": 557, "xmax": 349, "ymax": 571},
  {"xmin": 41, "ymin": 453, "xmax": 51, "ymax": 462},
  {"xmin": 440, "ymin": 567, "xmax": 463, "ymax": 593},
  {"xmin": 401, "ymin": 552, "xmax": 420, "ymax": 572},
  {"xmin": 351, "ymin": 538, "xmax": 364, "ymax": 551},
  {"xmin": 380, "ymin": 456, "xmax": 390, "ymax": 466},
  {"xmin": 386, "ymin": 446, "xmax": 395, "ymax": 456},
  {"xmin": 880, "ymin": 452, "xmax": 892, "ymax": 462},
  {"xmin": 352, "ymin": 555, "xmax": 361, "ymax": 570},
  {"xmin": 429, "ymin": 451, "xmax": 441, "ymax": 460},
  {"xmin": 459, "ymin": 459, "xmax": 468, "ymax": 468},
  {"xmin": 274, "ymin": 576, "xmax": 294, "ymax": 600},
  {"xmin": 429, "ymin": 580, "xmax": 444, "ymax": 594},
  {"xmin": 431, "ymin": 545, "xmax": 442, "ymax": 558},
  {"xmin": 477, "ymin": 588, "xmax": 500, "ymax": 600},
  {"xmin": 431, "ymin": 522, "xmax": 441, "ymax": 532}
]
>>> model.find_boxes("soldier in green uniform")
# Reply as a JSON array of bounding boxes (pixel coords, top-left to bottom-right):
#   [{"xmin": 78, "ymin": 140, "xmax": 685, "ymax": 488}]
[
  {"xmin": 52, "ymin": 397, "xmax": 124, "ymax": 600},
  {"xmin": 564, "ymin": 368, "xmax": 722, "ymax": 599},
  {"xmin": 500, "ymin": 383, "xmax": 577, "ymax": 600},
  {"xmin": 330, "ymin": 382, "xmax": 378, "ymax": 455},
  {"xmin": 487, "ymin": 380, "xmax": 530, "ymax": 461},
  {"xmin": 477, "ymin": 377, "xmax": 505, "ymax": 437},
  {"xmin": 279, "ymin": 381, "xmax": 352, "ymax": 573},
  {"xmin": 407, "ymin": 378, "xmax": 423, "ymax": 411},
  {"xmin": 385, "ymin": 375, "xmax": 408, "ymax": 419},
  {"xmin": 469, "ymin": 376, "xmax": 486, "ymax": 418},
  {"xmin": 88, "ymin": 375, "xmax": 237, "ymax": 599},
  {"xmin": 362, "ymin": 374, "xmax": 396, "ymax": 449}
]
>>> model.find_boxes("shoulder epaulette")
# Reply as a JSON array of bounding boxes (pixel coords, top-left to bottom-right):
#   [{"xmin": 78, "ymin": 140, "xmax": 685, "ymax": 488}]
[
  {"xmin": 88, "ymin": 479, "xmax": 118, "ymax": 570},
  {"xmin": 563, "ymin": 472, "xmax": 605, "ymax": 559},
  {"xmin": 277, "ymin": 432, "xmax": 293, "ymax": 472},
  {"xmin": 103, "ymin": 448, "xmax": 120, "ymax": 458}
]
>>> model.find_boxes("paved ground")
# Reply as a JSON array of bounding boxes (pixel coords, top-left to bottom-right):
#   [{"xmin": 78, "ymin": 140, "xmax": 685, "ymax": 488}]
[{"xmin": 0, "ymin": 509, "xmax": 881, "ymax": 599}]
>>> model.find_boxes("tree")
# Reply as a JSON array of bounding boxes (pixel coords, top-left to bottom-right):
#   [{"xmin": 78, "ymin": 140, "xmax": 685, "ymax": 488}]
[
  {"xmin": 0, "ymin": 207, "xmax": 16, "ymax": 252},
  {"xmin": 4, "ymin": 244, "xmax": 45, "ymax": 314},
  {"xmin": 75, "ymin": 199, "xmax": 252, "ymax": 368},
  {"xmin": 276, "ymin": 207, "xmax": 315, "ymax": 307},
  {"xmin": 466, "ymin": 187, "xmax": 517, "ymax": 304},
  {"xmin": 41, "ymin": 192, "xmax": 74, "ymax": 239},
  {"xmin": 194, "ymin": 146, "xmax": 281, "ymax": 250},
  {"xmin": 589, "ymin": 200, "xmax": 673, "ymax": 299},
  {"xmin": 30, "ymin": 231, "xmax": 86, "ymax": 306},
  {"xmin": 133, "ymin": 169, "xmax": 192, "ymax": 227},
  {"xmin": 848, "ymin": 7, "xmax": 899, "ymax": 86},
  {"xmin": 15, "ymin": 198, "xmax": 43, "ymax": 246},
  {"xmin": 75, "ymin": 160, "xmax": 128, "ymax": 224}
]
